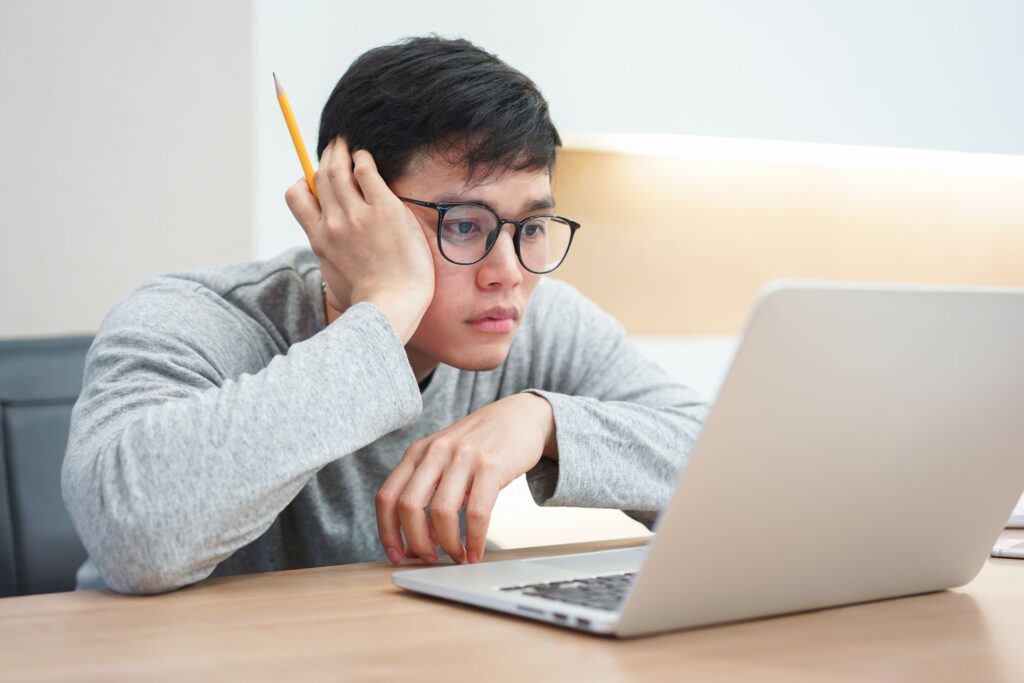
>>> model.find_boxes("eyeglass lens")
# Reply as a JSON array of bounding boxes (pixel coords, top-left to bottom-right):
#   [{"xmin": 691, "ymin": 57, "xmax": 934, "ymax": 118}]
[{"xmin": 440, "ymin": 205, "xmax": 572, "ymax": 273}]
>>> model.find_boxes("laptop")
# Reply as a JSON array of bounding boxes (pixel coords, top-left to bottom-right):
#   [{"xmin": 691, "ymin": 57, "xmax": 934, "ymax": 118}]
[{"xmin": 393, "ymin": 281, "xmax": 1024, "ymax": 637}]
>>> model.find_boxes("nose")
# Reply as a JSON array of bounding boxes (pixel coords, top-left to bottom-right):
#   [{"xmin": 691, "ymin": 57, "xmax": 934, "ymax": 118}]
[{"xmin": 475, "ymin": 224, "xmax": 522, "ymax": 290}]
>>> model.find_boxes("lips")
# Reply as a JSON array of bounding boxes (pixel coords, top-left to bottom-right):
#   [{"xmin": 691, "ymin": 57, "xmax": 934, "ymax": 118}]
[
  {"xmin": 467, "ymin": 306, "xmax": 519, "ymax": 334},
  {"xmin": 468, "ymin": 306, "xmax": 519, "ymax": 323}
]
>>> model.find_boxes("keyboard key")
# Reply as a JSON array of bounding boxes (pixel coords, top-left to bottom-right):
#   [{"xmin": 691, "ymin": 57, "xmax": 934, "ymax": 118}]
[{"xmin": 498, "ymin": 572, "xmax": 636, "ymax": 611}]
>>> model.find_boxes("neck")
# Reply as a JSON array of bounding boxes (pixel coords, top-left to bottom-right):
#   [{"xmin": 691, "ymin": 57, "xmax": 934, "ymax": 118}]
[{"xmin": 324, "ymin": 293, "xmax": 438, "ymax": 383}]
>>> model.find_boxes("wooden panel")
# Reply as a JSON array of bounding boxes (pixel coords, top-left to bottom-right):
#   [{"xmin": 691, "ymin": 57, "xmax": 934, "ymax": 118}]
[{"xmin": 551, "ymin": 149, "xmax": 1024, "ymax": 334}]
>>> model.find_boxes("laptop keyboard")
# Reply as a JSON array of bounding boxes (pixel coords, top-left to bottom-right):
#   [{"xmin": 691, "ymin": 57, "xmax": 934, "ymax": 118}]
[{"xmin": 499, "ymin": 572, "xmax": 637, "ymax": 611}]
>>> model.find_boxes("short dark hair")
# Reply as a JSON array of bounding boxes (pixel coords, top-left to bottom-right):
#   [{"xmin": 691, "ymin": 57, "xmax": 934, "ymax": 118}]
[{"xmin": 317, "ymin": 36, "xmax": 561, "ymax": 184}]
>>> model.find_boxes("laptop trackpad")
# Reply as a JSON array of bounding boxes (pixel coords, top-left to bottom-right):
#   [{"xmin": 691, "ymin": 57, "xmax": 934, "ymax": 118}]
[{"xmin": 526, "ymin": 547, "xmax": 648, "ymax": 574}]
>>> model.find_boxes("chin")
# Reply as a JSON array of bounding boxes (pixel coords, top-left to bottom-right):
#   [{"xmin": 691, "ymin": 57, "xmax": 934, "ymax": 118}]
[
  {"xmin": 438, "ymin": 342, "xmax": 511, "ymax": 372},
  {"xmin": 455, "ymin": 359, "xmax": 507, "ymax": 372}
]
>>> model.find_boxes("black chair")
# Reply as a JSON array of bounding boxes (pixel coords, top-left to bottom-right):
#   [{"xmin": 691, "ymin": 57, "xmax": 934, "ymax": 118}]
[{"xmin": 0, "ymin": 336, "xmax": 92, "ymax": 596}]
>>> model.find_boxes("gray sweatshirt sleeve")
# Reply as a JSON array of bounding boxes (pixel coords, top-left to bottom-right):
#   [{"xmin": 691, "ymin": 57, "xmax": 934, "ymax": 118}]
[
  {"xmin": 62, "ymin": 281, "xmax": 421, "ymax": 595},
  {"xmin": 520, "ymin": 281, "xmax": 709, "ymax": 528}
]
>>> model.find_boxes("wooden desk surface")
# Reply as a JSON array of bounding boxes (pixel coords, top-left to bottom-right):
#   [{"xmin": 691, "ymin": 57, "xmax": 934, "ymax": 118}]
[{"xmin": 2, "ymin": 531, "xmax": 1022, "ymax": 682}]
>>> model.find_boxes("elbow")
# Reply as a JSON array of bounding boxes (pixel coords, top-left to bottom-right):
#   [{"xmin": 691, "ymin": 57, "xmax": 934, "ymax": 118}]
[
  {"xmin": 90, "ymin": 521, "xmax": 213, "ymax": 596},
  {"xmin": 104, "ymin": 573, "xmax": 197, "ymax": 596},
  {"xmin": 63, "ymin": 441, "xmax": 215, "ymax": 595},
  {"xmin": 98, "ymin": 557, "xmax": 197, "ymax": 596},
  {"xmin": 64, "ymin": 483, "xmax": 211, "ymax": 595}
]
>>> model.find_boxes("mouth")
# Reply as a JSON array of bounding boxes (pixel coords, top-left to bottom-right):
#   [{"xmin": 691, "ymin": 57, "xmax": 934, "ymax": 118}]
[{"xmin": 466, "ymin": 306, "xmax": 519, "ymax": 334}]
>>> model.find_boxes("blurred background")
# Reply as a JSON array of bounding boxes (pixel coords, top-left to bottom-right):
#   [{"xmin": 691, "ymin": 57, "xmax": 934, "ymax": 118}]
[{"xmin": 1, "ymin": 1, "xmax": 1022, "ymax": 558}]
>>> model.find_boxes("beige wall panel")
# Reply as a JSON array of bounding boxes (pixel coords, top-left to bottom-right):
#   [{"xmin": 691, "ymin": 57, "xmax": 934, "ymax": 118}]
[{"xmin": 550, "ymin": 150, "xmax": 1024, "ymax": 334}]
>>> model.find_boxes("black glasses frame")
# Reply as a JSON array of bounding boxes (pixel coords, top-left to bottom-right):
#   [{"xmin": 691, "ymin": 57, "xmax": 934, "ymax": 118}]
[{"xmin": 398, "ymin": 197, "xmax": 582, "ymax": 274}]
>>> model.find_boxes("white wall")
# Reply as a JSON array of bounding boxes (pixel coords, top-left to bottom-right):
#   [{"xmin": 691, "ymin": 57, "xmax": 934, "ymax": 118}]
[
  {"xmin": 5, "ymin": 2, "xmax": 1019, "ymax": 335},
  {"xmin": 253, "ymin": 0, "xmax": 1024, "ymax": 259},
  {"xmin": 0, "ymin": 0, "xmax": 252, "ymax": 338}
]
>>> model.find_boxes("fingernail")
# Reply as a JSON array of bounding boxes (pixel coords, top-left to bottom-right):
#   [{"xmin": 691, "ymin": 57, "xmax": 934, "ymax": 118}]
[
  {"xmin": 467, "ymin": 550, "xmax": 479, "ymax": 564},
  {"xmin": 385, "ymin": 547, "xmax": 403, "ymax": 565},
  {"xmin": 423, "ymin": 554, "xmax": 437, "ymax": 565}
]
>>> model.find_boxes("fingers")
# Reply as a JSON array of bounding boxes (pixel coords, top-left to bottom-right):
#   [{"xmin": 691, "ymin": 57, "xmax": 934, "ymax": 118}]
[
  {"xmin": 313, "ymin": 138, "xmax": 361, "ymax": 224},
  {"xmin": 377, "ymin": 398, "xmax": 536, "ymax": 567},
  {"xmin": 401, "ymin": 519, "xmax": 440, "ymax": 558},
  {"xmin": 464, "ymin": 470, "xmax": 500, "ymax": 564},
  {"xmin": 284, "ymin": 176, "xmax": 321, "ymax": 238},
  {"xmin": 429, "ymin": 457, "xmax": 473, "ymax": 563},
  {"xmin": 350, "ymin": 149, "xmax": 392, "ymax": 205},
  {"xmin": 375, "ymin": 442, "xmax": 425, "ymax": 565},
  {"xmin": 331, "ymin": 138, "xmax": 366, "ymax": 204},
  {"xmin": 427, "ymin": 516, "xmax": 441, "ymax": 547},
  {"xmin": 377, "ymin": 438, "xmax": 474, "ymax": 566},
  {"xmin": 308, "ymin": 141, "xmax": 342, "ymax": 251},
  {"xmin": 397, "ymin": 447, "xmax": 450, "ymax": 564}
]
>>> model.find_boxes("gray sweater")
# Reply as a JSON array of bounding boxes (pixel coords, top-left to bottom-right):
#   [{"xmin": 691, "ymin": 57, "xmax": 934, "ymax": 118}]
[{"xmin": 62, "ymin": 248, "xmax": 708, "ymax": 594}]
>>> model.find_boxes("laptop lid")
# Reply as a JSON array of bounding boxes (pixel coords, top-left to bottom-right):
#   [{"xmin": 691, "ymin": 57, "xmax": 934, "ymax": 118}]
[{"xmin": 616, "ymin": 281, "xmax": 1024, "ymax": 636}]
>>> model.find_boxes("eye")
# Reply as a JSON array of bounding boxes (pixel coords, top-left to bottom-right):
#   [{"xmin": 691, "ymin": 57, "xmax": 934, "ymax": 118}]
[
  {"xmin": 521, "ymin": 220, "xmax": 548, "ymax": 240},
  {"xmin": 441, "ymin": 219, "xmax": 483, "ymax": 242}
]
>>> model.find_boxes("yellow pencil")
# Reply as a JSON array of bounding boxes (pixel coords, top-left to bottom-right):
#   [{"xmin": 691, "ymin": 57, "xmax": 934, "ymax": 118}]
[{"xmin": 273, "ymin": 73, "xmax": 318, "ymax": 200}]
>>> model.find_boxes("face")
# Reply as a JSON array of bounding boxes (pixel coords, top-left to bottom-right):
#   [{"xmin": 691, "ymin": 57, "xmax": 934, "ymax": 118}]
[{"xmin": 390, "ymin": 153, "xmax": 553, "ymax": 376}]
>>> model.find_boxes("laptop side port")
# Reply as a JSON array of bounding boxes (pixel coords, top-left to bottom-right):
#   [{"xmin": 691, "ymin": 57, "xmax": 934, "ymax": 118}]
[
  {"xmin": 552, "ymin": 612, "xmax": 568, "ymax": 622},
  {"xmin": 576, "ymin": 617, "xmax": 591, "ymax": 628},
  {"xmin": 516, "ymin": 605, "xmax": 543, "ymax": 615}
]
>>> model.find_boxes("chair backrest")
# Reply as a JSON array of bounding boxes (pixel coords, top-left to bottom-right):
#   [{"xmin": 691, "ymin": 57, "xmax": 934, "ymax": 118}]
[{"xmin": 0, "ymin": 336, "xmax": 92, "ymax": 596}]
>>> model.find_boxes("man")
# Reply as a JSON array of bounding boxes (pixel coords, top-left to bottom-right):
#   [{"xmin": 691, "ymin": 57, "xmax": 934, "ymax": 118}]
[{"xmin": 62, "ymin": 36, "xmax": 708, "ymax": 595}]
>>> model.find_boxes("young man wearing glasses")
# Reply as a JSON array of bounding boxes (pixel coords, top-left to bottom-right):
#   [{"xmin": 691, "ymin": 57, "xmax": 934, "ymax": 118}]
[{"xmin": 63, "ymin": 37, "xmax": 707, "ymax": 594}]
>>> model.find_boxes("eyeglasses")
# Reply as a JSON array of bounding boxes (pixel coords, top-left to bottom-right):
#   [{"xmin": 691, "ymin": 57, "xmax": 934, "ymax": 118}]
[{"xmin": 399, "ymin": 197, "xmax": 581, "ymax": 274}]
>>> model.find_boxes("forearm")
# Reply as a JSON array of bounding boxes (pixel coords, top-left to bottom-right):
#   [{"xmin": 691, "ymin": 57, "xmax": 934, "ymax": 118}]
[
  {"xmin": 524, "ymin": 391, "xmax": 709, "ymax": 526},
  {"xmin": 62, "ymin": 303, "xmax": 421, "ymax": 594}
]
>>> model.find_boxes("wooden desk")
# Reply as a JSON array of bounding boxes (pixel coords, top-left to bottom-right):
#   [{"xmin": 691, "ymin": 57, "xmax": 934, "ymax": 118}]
[{"xmin": 2, "ymin": 532, "xmax": 1022, "ymax": 682}]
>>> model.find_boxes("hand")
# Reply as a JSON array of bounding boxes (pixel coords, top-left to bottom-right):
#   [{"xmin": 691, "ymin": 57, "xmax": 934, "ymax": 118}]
[
  {"xmin": 284, "ymin": 138, "xmax": 435, "ymax": 343},
  {"xmin": 375, "ymin": 393, "xmax": 558, "ymax": 565}
]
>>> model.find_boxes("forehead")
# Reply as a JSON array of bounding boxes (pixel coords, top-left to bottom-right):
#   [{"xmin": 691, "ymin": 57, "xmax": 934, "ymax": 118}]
[{"xmin": 396, "ymin": 150, "xmax": 552, "ymax": 207}]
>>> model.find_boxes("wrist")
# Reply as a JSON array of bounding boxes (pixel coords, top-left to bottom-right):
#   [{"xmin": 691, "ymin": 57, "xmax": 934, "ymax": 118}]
[
  {"xmin": 520, "ymin": 392, "xmax": 558, "ymax": 461},
  {"xmin": 362, "ymin": 289, "xmax": 431, "ymax": 344}
]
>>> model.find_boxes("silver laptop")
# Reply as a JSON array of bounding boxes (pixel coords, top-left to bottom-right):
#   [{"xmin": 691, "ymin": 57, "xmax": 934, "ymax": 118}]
[{"xmin": 393, "ymin": 281, "xmax": 1024, "ymax": 637}]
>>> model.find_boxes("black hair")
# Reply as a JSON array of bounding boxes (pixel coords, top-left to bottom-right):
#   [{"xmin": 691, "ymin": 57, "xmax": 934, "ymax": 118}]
[{"xmin": 317, "ymin": 36, "xmax": 561, "ymax": 184}]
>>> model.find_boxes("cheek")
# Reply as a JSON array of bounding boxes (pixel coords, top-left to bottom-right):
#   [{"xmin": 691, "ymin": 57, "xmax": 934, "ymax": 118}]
[
  {"xmin": 520, "ymin": 272, "xmax": 541, "ymax": 298},
  {"xmin": 408, "ymin": 229, "xmax": 543, "ymax": 362},
  {"xmin": 414, "ymin": 250, "xmax": 471, "ymax": 341}
]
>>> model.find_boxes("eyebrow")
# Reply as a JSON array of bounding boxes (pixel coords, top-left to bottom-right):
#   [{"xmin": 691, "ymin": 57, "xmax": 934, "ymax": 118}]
[{"xmin": 436, "ymin": 195, "xmax": 556, "ymax": 214}]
